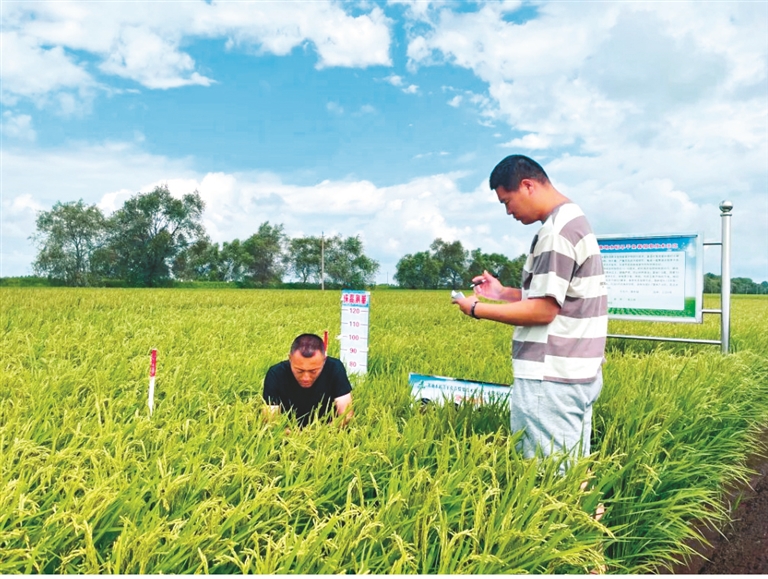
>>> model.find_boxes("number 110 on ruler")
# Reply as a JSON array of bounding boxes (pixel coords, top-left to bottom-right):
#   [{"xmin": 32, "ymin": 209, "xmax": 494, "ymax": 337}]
[{"xmin": 340, "ymin": 290, "xmax": 370, "ymax": 374}]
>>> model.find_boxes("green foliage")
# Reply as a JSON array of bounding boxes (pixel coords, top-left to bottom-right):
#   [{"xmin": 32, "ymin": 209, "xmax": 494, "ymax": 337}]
[
  {"xmin": 395, "ymin": 239, "xmax": 525, "ymax": 289},
  {"xmin": 287, "ymin": 236, "xmax": 322, "ymax": 284},
  {"xmin": 430, "ymin": 239, "xmax": 468, "ymax": 289},
  {"xmin": 323, "ymin": 235, "xmax": 379, "ymax": 289},
  {"xmin": 242, "ymin": 222, "xmax": 288, "ymax": 287},
  {"xmin": 1, "ymin": 290, "xmax": 767, "ymax": 573},
  {"xmin": 704, "ymin": 273, "xmax": 768, "ymax": 294},
  {"xmin": 172, "ymin": 237, "xmax": 223, "ymax": 282},
  {"xmin": 102, "ymin": 185, "xmax": 205, "ymax": 287},
  {"xmin": 31, "ymin": 200, "xmax": 106, "ymax": 286},
  {"xmin": 394, "ymin": 251, "xmax": 440, "ymax": 289},
  {"xmin": 0, "ymin": 276, "xmax": 56, "ymax": 287}
]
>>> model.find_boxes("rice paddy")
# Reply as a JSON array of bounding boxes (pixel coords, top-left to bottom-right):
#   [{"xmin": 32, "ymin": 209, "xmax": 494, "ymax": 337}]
[{"xmin": 1, "ymin": 288, "xmax": 767, "ymax": 573}]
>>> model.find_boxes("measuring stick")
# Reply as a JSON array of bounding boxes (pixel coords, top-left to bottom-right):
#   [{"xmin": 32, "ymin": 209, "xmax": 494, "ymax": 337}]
[
  {"xmin": 148, "ymin": 348, "xmax": 157, "ymax": 416},
  {"xmin": 340, "ymin": 290, "xmax": 370, "ymax": 375}
]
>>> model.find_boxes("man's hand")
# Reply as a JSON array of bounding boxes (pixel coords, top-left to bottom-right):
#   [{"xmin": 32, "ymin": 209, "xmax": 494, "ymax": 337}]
[
  {"xmin": 452, "ymin": 294, "xmax": 479, "ymax": 318},
  {"xmin": 335, "ymin": 393, "xmax": 353, "ymax": 426},
  {"xmin": 262, "ymin": 405, "xmax": 280, "ymax": 421},
  {"xmin": 472, "ymin": 270, "xmax": 505, "ymax": 300}
]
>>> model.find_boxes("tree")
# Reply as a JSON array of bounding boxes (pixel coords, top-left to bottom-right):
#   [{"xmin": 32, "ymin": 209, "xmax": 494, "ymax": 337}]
[
  {"xmin": 287, "ymin": 236, "xmax": 323, "ymax": 284},
  {"xmin": 242, "ymin": 222, "xmax": 287, "ymax": 286},
  {"xmin": 467, "ymin": 250, "xmax": 526, "ymax": 288},
  {"xmin": 704, "ymin": 273, "xmax": 721, "ymax": 294},
  {"xmin": 430, "ymin": 239, "xmax": 468, "ymax": 289},
  {"xmin": 220, "ymin": 239, "xmax": 250, "ymax": 283},
  {"xmin": 172, "ymin": 237, "xmax": 222, "ymax": 281},
  {"xmin": 324, "ymin": 235, "xmax": 379, "ymax": 289},
  {"xmin": 31, "ymin": 200, "xmax": 106, "ymax": 286},
  {"xmin": 703, "ymin": 273, "xmax": 768, "ymax": 295},
  {"xmin": 105, "ymin": 185, "xmax": 205, "ymax": 287},
  {"xmin": 394, "ymin": 251, "xmax": 441, "ymax": 289}
]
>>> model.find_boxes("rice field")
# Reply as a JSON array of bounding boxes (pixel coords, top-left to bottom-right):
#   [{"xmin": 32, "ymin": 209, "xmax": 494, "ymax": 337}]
[{"xmin": 1, "ymin": 288, "xmax": 767, "ymax": 573}]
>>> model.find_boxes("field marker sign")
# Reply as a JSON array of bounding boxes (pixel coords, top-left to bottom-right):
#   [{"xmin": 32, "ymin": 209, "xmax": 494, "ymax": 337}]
[
  {"xmin": 597, "ymin": 201, "xmax": 733, "ymax": 353},
  {"xmin": 409, "ymin": 373, "xmax": 510, "ymax": 407},
  {"xmin": 597, "ymin": 233, "xmax": 703, "ymax": 323},
  {"xmin": 340, "ymin": 290, "xmax": 370, "ymax": 375}
]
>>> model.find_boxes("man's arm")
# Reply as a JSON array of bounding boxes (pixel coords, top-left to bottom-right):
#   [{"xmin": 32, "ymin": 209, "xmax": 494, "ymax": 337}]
[
  {"xmin": 334, "ymin": 393, "xmax": 353, "ymax": 426},
  {"xmin": 456, "ymin": 295, "xmax": 560, "ymax": 327},
  {"xmin": 263, "ymin": 365, "xmax": 283, "ymax": 421}
]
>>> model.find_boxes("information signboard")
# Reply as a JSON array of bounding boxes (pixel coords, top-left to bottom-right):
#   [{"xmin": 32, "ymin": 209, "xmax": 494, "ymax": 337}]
[
  {"xmin": 409, "ymin": 373, "xmax": 510, "ymax": 406},
  {"xmin": 340, "ymin": 290, "xmax": 370, "ymax": 375},
  {"xmin": 597, "ymin": 233, "xmax": 703, "ymax": 323}
]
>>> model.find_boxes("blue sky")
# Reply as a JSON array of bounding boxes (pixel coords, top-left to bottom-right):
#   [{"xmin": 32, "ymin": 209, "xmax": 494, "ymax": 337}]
[{"xmin": 2, "ymin": 0, "xmax": 767, "ymax": 284}]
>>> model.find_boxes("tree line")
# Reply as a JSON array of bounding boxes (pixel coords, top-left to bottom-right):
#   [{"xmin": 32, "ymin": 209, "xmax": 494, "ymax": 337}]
[
  {"xmin": 394, "ymin": 239, "xmax": 526, "ymax": 290},
  {"xmin": 29, "ymin": 187, "xmax": 766, "ymax": 293},
  {"xmin": 31, "ymin": 186, "xmax": 523, "ymax": 290},
  {"xmin": 31, "ymin": 187, "xmax": 378, "ymax": 288},
  {"xmin": 704, "ymin": 273, "xmax": 768, "ymax": 295}
]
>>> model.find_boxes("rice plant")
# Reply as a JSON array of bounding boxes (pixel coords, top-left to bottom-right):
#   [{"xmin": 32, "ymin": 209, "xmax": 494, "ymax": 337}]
[{"xmin": 1, "ymin": 288, "xmax": 766, "ymax": 573}]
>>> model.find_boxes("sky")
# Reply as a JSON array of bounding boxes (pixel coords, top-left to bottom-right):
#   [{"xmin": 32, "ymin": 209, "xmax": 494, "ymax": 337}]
[{"xmin": 2, "ymin": 0, "xmax": 767, "ymax": 285}]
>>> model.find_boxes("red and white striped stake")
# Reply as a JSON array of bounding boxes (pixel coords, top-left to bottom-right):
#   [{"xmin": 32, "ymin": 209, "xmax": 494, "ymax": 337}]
[{"xmin": 148, "ymin": 348, "xmax": 157, "ymax": 416}]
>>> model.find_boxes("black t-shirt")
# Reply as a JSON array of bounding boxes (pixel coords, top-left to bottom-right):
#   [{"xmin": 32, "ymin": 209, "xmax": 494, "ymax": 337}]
[{"xmin": 263, "ymin": 357, "xmax": 352, "ymax": 426}]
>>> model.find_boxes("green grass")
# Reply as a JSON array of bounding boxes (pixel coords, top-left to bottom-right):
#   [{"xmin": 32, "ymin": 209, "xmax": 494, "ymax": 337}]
[{"xmin": 1, "ymin": 289, "xmax": 767, "ymax": 573}]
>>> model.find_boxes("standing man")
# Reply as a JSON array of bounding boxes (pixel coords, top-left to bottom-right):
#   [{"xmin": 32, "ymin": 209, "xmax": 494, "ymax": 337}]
[
  {"xmin": 453, "ymin": 155, "xmax": 607, "ymax": 465},
  {"xmin": 263, "ymin": 333, "xmax": 353, "ymax": 427}
]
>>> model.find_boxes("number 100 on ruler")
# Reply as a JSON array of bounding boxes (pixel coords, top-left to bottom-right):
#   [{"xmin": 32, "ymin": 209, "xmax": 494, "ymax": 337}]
[{"xmin": 340, "ymin": 290, "xmax": 370, "ymax": 375}]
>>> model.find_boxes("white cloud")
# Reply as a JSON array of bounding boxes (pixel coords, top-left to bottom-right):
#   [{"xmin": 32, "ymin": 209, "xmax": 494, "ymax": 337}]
[
  {"xmin": 1, "ymin": 1, "xmax": 392, "ymax": 106},
  {"xmin": 1, "ymin": 111, "xmax": 36, "ymax": 141},
  {"xmin": 383, "ymin": 74, "xmax": 404, "ymax": 87},
  {"xmin": 500, "ymin": 133, "xmax": 551, "ymax": 150},
  {"xmin": 407, "ymin": 2, "xmax": 767, "ymax": 152},
  {"xmin": 98, "ymin": 26, "xmax": 214, "ymax": 90},
  {"xmin": 0, "ymin": 31, "xmax": 95, "ymax": 108},
  {"xmin": 382, "ymin": 74, "xmax": 418, "ymax": 94},
  {"xmin": 447, "ymin": 95, "xmax": 462, "ymax": 107},
  {"xmin": 327, "ymin": 101, "xmax": 344, "ymax": 115},
  {"xmin": 400, "ymin": 1, "xmax": 767, "ymax": 280},
  {"xmin": 2, "ymin": 139, "xmax": 766, "ymax": 282}
]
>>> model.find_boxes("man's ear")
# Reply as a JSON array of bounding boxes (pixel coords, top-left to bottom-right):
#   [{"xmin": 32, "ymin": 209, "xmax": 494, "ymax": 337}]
[{"xmin": 519, "ymin": 178, "xmax": 537, "ymax": 194}]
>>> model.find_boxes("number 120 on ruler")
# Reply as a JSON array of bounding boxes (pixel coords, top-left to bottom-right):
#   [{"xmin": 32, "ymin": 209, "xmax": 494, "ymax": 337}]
[{"xmin": 340, "ymin": 290, "xmax": 370, "ymax": 375}]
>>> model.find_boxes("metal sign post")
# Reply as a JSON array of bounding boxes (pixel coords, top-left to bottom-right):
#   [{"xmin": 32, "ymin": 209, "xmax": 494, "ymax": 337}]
[
  {"xmin": 718, "ymin": 201, "xmax": 732, "ymax": 353},
  {"xmin": 604, "ymin": 201, "xmax": 733, "ymax": 352}
]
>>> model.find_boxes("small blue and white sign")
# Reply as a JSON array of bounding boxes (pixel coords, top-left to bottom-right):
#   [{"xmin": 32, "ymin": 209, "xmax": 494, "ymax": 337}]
[{"xmin": 409, "ymin": 373, "xmax": 510, "ymax": 406}]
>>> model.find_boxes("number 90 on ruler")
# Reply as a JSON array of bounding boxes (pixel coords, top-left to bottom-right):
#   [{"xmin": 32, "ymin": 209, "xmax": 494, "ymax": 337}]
[{"xmin": 340, "ymin": 290, "xmax": 370, "ymax": 375}]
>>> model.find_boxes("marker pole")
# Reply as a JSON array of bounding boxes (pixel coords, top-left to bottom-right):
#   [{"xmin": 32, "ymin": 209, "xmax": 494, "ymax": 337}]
[
  {"xmin": 323, "ymin": 330, "xmax": 329, "ymax": 352},
  {"xmin": 148, "ymin": 349, "xmax": 157, "ymax": 416}
]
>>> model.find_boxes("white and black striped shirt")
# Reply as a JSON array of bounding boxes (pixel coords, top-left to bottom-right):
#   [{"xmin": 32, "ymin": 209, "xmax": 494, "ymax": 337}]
[{"xmin": 512, "ymin": 203, "xmax": 608, "ymax": 383}]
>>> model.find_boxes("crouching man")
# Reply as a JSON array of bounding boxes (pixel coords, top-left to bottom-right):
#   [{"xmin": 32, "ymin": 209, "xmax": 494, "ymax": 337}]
[{"xmin": 263, "ymin": 333, "xmax": 353, "ymax": 427}]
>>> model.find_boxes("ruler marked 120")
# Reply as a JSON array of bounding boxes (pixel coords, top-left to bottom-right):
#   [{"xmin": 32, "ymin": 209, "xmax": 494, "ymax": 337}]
[{"xmin": 340, "ymin": 290, "xmax": 370, "ymax": 375}]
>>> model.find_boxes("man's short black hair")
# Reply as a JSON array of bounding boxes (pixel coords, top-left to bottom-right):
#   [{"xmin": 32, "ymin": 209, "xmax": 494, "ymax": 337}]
[
  {"xmin": 290, "ymin": 333, "xmax": 326, "ymax": 358},
  {"xmin": 489, "ymin": 155, "xmax": 550, "ymax": 192}
]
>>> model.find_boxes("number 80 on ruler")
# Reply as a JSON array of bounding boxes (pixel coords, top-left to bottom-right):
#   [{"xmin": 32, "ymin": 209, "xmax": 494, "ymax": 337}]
[{"xmin": 340, "ymin": 290, "xmax": 370, "ymax": 375}]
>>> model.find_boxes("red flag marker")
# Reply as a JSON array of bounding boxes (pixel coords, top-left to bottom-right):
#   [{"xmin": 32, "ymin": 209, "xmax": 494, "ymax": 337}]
[{"xmin": 148, "ymin": 349, "xmax": 157, "ymax": 416}]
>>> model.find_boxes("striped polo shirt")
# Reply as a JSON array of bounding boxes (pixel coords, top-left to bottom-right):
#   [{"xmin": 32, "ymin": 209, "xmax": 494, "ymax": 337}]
[{"xmin": 512, "ymin": 202, "xmax": 608, "ymax": 384}]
